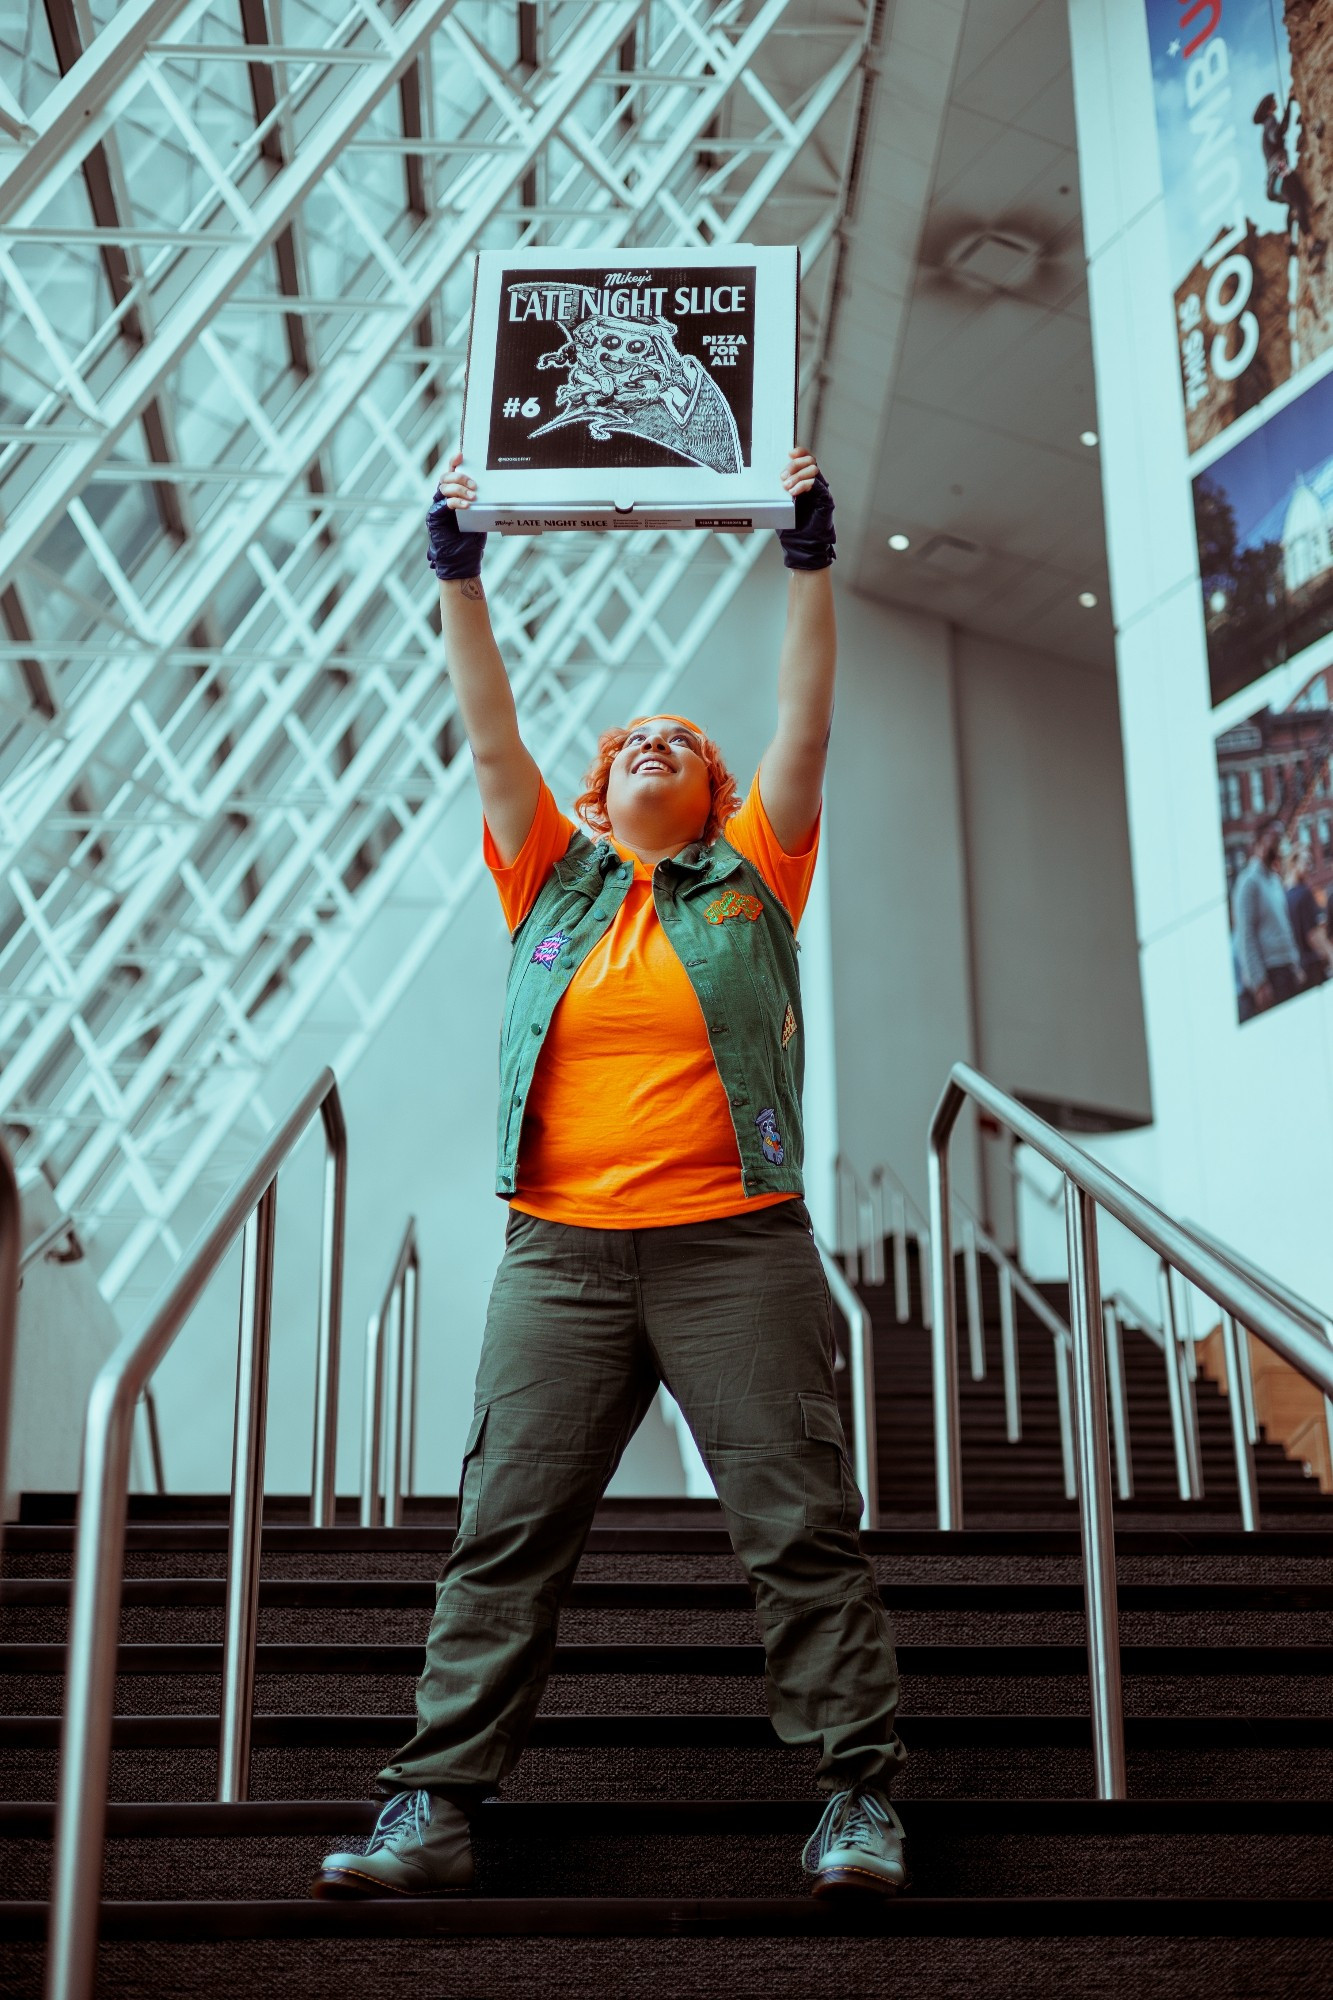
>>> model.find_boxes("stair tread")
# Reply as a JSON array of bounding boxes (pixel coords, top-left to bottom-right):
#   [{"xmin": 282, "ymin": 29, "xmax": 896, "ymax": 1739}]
[
  {"xmin": 2, "ymin": 1797, "xmax": 1329, "ymax": 1835},
  {"xmin": 0, "ymin": 1894, "xmax": 1328, "ymax": 1940}
]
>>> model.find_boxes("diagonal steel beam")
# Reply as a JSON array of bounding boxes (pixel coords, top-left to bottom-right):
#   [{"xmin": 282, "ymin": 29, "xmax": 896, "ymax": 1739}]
[{"xmin": 0, "ymin": 0, "xmax": 460, "ymax": 589}]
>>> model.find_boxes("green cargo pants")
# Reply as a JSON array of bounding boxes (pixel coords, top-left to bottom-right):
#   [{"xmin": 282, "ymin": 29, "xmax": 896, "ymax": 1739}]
[{"xmin": 378, "ymin": 1201, "xmax": 905, "ymax": 1801}]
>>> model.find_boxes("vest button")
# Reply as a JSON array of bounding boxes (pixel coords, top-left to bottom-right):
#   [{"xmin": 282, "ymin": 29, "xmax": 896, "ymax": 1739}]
[{"xmin": 530, "ymin": 1023, "xmax": 541, "ymax": 1035}]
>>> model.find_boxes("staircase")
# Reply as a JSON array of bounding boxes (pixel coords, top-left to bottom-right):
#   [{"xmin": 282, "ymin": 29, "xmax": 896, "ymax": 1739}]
[
  {"xmin": 853, "ymin": 1254, "xmax": 1327, "ymax": 1518},
  {"xmin": 2, "ymin": 1244, "xmax": 1332, "ymax": 1997}
]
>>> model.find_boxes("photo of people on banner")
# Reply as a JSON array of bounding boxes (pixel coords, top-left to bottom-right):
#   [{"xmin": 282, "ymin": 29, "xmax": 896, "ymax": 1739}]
[
  {"xmin": 485, "ymin": 265, "xmax": 756, "ymax": 475},
  {"xmin": 1146, "ymin": 0, "xmax": 1332, "ymax": 457},
  {"xmin": 1218, "ymin": 665, "xmax": 1333, "ymax": 1024}
]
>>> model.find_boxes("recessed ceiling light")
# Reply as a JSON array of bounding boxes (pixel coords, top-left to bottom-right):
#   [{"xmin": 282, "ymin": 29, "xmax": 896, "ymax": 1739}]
[
  {"xmin": 1078, "ymin": 590, "xmax": 1098, "ymax": 608},
  {"xmin": 887, "ymin": 533, "xmax": 910, "ymax": 551},
  {"xmin": 1080, "ymin": 430, "xmax": 1098, "ymax": 447}
]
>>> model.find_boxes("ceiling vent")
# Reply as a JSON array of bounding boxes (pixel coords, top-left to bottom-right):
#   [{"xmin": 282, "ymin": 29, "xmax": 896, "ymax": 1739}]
[
  {"xmin": 943, "ymin": 227, "xmax": 1042, "ymax": 294},
  {"xmin": 914, "ymin": 532, "xmax": 985, "ymax": 577}
]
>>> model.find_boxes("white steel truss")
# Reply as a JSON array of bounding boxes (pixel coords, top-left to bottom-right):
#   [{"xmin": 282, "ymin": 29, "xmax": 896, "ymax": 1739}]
[{"xmin": 0, "ymin": 0, "xmax": 878, "ymax": 1315}]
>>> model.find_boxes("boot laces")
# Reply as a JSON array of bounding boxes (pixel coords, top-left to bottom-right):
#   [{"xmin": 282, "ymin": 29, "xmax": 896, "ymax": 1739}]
[
  {"xmin": 801, "ymin": 1785, "xmax": 899, "ymax": 1874},
  {"xmin": 365, "ymin": 1789, "xmax": 431, "ymax": 1856}
]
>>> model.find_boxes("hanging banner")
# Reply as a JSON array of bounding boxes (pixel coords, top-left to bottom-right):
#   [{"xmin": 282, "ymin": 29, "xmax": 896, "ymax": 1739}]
[
  {"xmin": 1193, "ymin": 362, "xmax": 1333, "ymax": 706},
  {"xmin": 456, "ymin": 246, "xmax": 798, "ymax": 533},
  {"xmin": 1146, "ymin": 0, "xmax": 1333, "ymax": 458},
  {"xmin": 1216, "ymin": 664, "xmax": 1333, "ymax": 1023}
]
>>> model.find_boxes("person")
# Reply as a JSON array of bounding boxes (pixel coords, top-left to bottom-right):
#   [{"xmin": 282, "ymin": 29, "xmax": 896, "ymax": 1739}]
[
  {"xmin": 1284, "ymin": 843, "xmax": 1333, "ymax": 987},
  {"xmin": 311, "ymin": 444, "xmax": 908, "ymax": 1904},
  {"xmin": 1254, "ymin": 93, "xmax": 1325, "ymax": 259},
  {"xmin": 1234, "ymin": 818, "xmax": 1303, "ymax": 1010}
]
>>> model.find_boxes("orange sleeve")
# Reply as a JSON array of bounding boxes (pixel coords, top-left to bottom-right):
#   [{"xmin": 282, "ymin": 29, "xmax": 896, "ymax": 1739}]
[
  {"xmin": 724, "ymin": 771, "xmax": 821, "ymax": 927},
  {"xmin": 484, "ymin": 780, "xmax": 578, "ymax": 932}
]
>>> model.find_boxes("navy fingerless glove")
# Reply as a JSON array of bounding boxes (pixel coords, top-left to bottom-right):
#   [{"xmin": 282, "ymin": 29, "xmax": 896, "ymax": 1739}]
[
  {"xmin": 427, "ymin": 488, "xmax": 487, "ymax": 580},
  {"xmin": 777, "ymin": 470, "xmax": 836, "ymax": 570}
]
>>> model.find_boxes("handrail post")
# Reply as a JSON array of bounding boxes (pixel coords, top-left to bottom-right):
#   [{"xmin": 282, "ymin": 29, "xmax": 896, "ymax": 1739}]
[
  {"xmin": 1053, "ymin": 1332, "xmax": 1077, "ymax": 1501},
  {"xmin": 963, "ymin": 1218, "xmax": 985, "ymax": 1380},
  {"xmin": 847, "ymin": 1290, "xmax": 879, "ymax": 1531},
  {"xmin": 1102, "ymin": 1304, "xmax": 1134, "ymax": 1501},
  {"xmin": 218, "ymin": 1180, "xmax": 277, "ymax": 1802},
  {"xmin": 310, "ymin": 1099, "xmax": 348, "ymax": 1527},
  {"xmin": 1157, "ymin": 1261, "xmax": 1195, "ymax": 1502},
  {"xmin": 1220, "ymin": 1312, "xmax": 1260, "ymax": 1532},
  {"xmin": 361, "ymin": 1306, "xmax": 386, "ymax": 1529},
  {"xmin": 869, "ymin": 1169, "xmax": 888, "ymax": 1291},
  {"xmin": 1063, "ymin": 1180, "xmax": 1126, "ymax": 1801},
  {"xmin": 1236, "ymin": 1321, "xmax": 1259, "ymax": 1446},
  {"xmin": 927, "ymin": 1116, "xmax": 963, "ymax": 1531},
  {"xmin": 0, "ymin": 1139, "xmax": 19, "ymax": 1560},
  {"xmin": 383, "ymin": 1284, "xmax": 406, "ymax": 1531},
  {"xmin": 999, "ymin": 1262, "xmax": 1021, "ymax": 1443},
  {"xmin": 837, "ymin": 1158, "xmax": 857, "ymax": 1282},
  {"xmin": 44, "ymin": 1375, "xmax": 137, "ymax": 2000},
  {"xmin": 890, "ymin": 1187, "xmax": 910, "ymax": 1323},
  {"xmin": 404, "ymin": 1251, "xmax": 420, "ymax": 1500}
]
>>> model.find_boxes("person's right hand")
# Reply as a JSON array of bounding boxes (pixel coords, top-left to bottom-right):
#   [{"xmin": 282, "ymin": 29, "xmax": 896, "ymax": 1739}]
[
  {"xmin": 437, "ymin": 449, "xmax": 477, "ymax": 512},
  {"xmin": 1255, "ymin": 979, "xmax": 1274, "ymax": 1011},
  {"xmin": 427, "ymin": 451, "xmax": 486, "ymax": 580}
]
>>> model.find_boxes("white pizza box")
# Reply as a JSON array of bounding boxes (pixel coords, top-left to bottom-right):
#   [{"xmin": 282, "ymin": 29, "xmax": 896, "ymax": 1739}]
[{"xmin": 455, "ymin": 244, "xmax": 798, "ymax": 533}]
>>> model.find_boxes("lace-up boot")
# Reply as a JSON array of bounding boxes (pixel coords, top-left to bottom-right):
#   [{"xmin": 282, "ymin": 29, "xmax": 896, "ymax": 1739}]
[
  {"xmin": 801, "ymin": 1783, "xmax": 907, "ymax": 1898},
  {"xmin": 312, "ymin": 1789, "xmax": 474, "ymax": 1897}
]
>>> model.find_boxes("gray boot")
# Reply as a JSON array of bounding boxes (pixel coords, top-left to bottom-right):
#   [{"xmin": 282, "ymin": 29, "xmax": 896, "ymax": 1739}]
[
  {"xmin": 312, "ymin": 1789, "xmax": 475, "ymax": 1897},
  {"xmin": 801, "ymin": 1784, "xmax": 907, "ymax": 1898}
]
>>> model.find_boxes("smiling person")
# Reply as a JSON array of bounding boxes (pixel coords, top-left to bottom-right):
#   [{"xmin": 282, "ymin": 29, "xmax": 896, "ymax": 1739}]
[{"xmin": 313, "ymin": 447, "xmax": 907, "ymax": 1904}]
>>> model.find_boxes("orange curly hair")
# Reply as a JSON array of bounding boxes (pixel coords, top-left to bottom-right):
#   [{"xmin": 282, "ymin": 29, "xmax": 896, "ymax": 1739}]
[{"xmin": 574, "ymin": 715, "xmax": 740, "ymax": 846}]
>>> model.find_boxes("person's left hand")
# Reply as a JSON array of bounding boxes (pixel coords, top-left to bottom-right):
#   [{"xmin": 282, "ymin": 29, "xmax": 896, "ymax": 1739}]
[
  {"xmin": 777, "ymin": 445, "xmax": 835, "ymax": 567},
  {"xmin": 781, "ymin": 445, "xmax": 821, "ymax": 498}
]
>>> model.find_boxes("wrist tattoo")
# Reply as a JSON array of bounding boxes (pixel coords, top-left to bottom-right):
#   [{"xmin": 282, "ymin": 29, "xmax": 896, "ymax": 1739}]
[{"xmin": 457, "ymin": 576, "xmax": 485, "ymax": 600}]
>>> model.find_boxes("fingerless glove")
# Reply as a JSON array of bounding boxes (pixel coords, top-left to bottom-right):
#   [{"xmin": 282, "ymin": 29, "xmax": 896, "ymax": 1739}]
[
  {"xmin": 777, "ymin": 470, "xmax": 836, "ymax": 571},
  {"xmin": 427, "ymin": 488, "xmax": 487, "ymax": 580}
]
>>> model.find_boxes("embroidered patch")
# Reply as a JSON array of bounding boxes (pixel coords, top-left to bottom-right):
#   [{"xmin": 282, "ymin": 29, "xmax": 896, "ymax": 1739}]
[
  {"xmin": 530, "ymin": 929, "xmax": 568, "ymax": 968},
  {"xmin": 705, "ymin": 890, "xmax": 763, "ymax": 925},
  {"xmin": 755, "ymin": 1107, "xmax": 785, "ymax": 1167},
  {"xmin": 781, "ymin": 1002, "xmax": 797, "ymax": 1049}
]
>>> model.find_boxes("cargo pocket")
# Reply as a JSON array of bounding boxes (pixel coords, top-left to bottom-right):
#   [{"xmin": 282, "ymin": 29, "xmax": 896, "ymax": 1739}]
[
  {"xmin": 799, "ymin": 1391, "xmax": 856, "ymax": 1529},
  {"xmin": 456, "ymin": 1405, "xmax": 488, "ymax": 1537}
]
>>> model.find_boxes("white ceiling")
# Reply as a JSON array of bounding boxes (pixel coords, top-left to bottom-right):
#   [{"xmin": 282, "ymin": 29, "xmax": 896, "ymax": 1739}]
[{"xmin": 827, "ymin": 0, "xmax": 1115, "ymax": 671}]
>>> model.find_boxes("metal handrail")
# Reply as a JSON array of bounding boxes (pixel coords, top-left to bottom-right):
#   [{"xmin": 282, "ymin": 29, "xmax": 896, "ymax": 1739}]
[
  {"xmin": 45, "ymin": 1070, "xmax": 348, "ymax": 2000},
  {"xmin": 19, "ymin": 1206, "xmax": 170, "ymax": 1495},
  {"xmin": 929, "ymin": 1059, "xmax": 1333, "ymax": 1801},
  {"xmin": 863, "ymin": 1159, "xmax": 931, "ymax": 1326},
  {"xmin": 815, "ymin": 1236, "xmax": 879, "ymax": 1529},
  {"xmin": 834, "ymin": 1154, "xmax": 885, "ymax": 1288},
  {"xmin": 18, "ymin": 1212, "xmax": 82, "ymax": 1271},
  {"xmin": 361, "ymin": 1215, "xmax": 420, "ymax": 1529},
  {"xmin": 0, "ymin": 1135, "xmax": 18, "ymax": 1557},
  {"xmin": 1184, "ymin": 1217, "xmax": 1333, "ymax": 1468}
]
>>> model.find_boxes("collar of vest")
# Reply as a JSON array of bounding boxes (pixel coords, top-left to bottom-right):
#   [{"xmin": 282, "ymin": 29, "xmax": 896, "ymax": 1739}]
[{"xmin": 556, "ymin": 829, "xmax": 744, "ymax": 887}]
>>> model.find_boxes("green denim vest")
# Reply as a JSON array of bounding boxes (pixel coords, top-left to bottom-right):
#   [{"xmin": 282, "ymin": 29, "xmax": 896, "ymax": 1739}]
[{"xmin": 496, "ymin": 826, "xmax": 806, "ymax": 1202}]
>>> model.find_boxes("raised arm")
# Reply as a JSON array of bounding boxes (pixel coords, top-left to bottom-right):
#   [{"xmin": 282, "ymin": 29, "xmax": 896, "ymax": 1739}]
[
  {"xmin": 758, "ymin": 447, "xmax": 836, "ymax": 853},
  {"xmin": 431, "ymin": 454, "xmax": 541, "ymax": 865}
]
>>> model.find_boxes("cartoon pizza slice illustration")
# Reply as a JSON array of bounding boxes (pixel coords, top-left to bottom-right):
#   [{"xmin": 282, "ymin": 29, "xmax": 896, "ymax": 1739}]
[{"xmin": 527, "ymin": 306, "xmax": 744, "ymax": 475}]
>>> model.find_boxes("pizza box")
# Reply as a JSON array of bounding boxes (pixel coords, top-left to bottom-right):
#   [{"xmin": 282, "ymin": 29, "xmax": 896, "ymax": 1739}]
[{"xmin": 455, "ymin": 244, "xmax": 798, "ymax": 534}]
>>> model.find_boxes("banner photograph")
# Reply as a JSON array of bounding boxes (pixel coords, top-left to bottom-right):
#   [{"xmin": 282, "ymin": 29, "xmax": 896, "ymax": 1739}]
[
  {"xmin": 1146, "ymin": 0, "xmax": 1333, "ymax": 457},
  {"xmin": 1194, "ymin": 364, "xmax": 1333, "ymax": 705},
  {"xmin": 1217, "ymin": 665, "xmax": 1333, "ymax": 1022}
]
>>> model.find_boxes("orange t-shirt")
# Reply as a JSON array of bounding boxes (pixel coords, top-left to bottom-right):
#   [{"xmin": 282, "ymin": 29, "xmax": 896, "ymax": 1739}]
[{"xmin": 484, "ymin": 776, "xmax": 819, "ymax": 1228}]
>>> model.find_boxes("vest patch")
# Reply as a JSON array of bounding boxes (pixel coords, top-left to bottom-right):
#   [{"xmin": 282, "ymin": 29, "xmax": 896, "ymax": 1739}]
[
  {"xmin": 531, "ymin": 929, "xmax": 569, "ymax": 968},
  {"xmin": 755, "ymin": 1107, "xmax": 785, "ymax": 1166},
  {"xmin": 781, "ymin": 1002, "xmax": 797, "ymax": 1049},
  {"xmin": 705, "ymin": 890, "xmax": 763, "ymax": 925}
]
